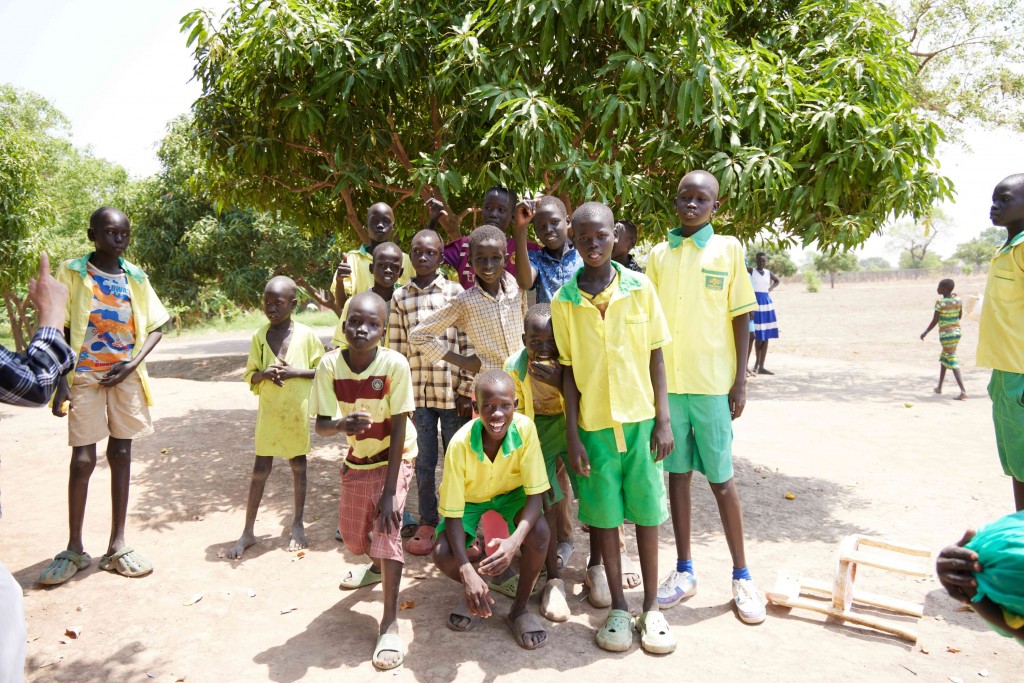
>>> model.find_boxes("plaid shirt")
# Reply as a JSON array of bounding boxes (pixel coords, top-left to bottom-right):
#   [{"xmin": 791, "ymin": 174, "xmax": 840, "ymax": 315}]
[
  {"xmin": 410, "ymin": 271, "xmax": 526, "ymax": 373},
  {"xmin": 0, "ymin": 327, "xmax": 76, "ymax": 407},
  {"xmin": 389, "ymin": 274, "xmax": 474, "ymax": 408}
]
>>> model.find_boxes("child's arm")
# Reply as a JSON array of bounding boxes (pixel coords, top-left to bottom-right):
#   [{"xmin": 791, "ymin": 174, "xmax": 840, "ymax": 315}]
[
  {"xmin": 729, "ymin": 313, "xmax": 749, "ymax": 419},
  {"xmin": 444, "ymin": 517, "xmax": 494, "ymax": 617},
  {"xmin": 333, "ymin": 254, "xmax": 352, "ymax": 311},
  {"xmin": 455, "ymin": 330, "xmax": 475, "ymax": 417},
  {"xmin": 375, "ymin": 412, "xmax": 408, "ymax": 536},
  {"xmin": 409, "ymin": 300, "xmax": 481, "ymax": 373},
  {"xmin": 478, "ymin": 493, "xmax": 544, "ymax": 578},
  {"xmin": 563, "ymin": 367, "xmax": 590, "ymax": 477},
  {"xmin": 768, "ymin": 271, "xmax": 780, "ymax": 292},
  {"xmin": 268, "ymin": 363, "xmax": 315, "ymax": 383},
  {"xmin": 528, "ymin": 358, "xmax": 563, "ymax": 391},
  {"xmin": 649, "ymin": 347, "xmax": 673, "ymax": 461},
  {"xmin": 512, "ymin": 201, "xmax": 538, "ymax": 291},
  {"xmin": 315, "ymin": 411, "xmax": 372, "ymax": 437},
  {"xmin": 50, "ymin": 326, "xmax": 73, "ymax": 418},
  {"xmin": 99, "ymin": 325, "xmax": 164, "ymax": 387},
  {"xmin": 424, "ymin": 197, "xmax": 462, "ymax": 242},
  {"xmin": 920, "ymin": 310, "xmax": 940, "ymax": 340}
]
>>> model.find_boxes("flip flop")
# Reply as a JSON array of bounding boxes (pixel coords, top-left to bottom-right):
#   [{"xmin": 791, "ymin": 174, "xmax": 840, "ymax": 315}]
[
  {"xmin": 405, "ymin": 525, "xmax": 436, "ymax": 556},
  {"xmin": 556, "ymin": 541, "xmax": 574, "ymax": 570},
  {"xmin": 98, "ymin": 547, "xmax": 153, "ymax": 578},
  {"xmin": 372, "ymin": 632, "xmax": 404, "ymax": 670},
  {"xmin": 584, "ymin": 564, "xmax": 612, "ymax": 608},
  {"xmin": 506, "ymin": 611, "xmax": 548, "ymax": 650},
  {"xmin": 335, "ymin": 528, "xmax": 342, "ymax": 542},
  {"xmin": 540, "ymin": 578, "xmax": 571, "ymax": 622},
  {"xmin": 621, "ymin": 553, "xmax": 641, "ymax": 589},
  {"xmin": 38, "ymin": 550, "xmax": 91, "ymax": 585},
  {"xmin": 338, "ymin": 563, "xmax": 382, "ymax": 590},
  {"xmin": 488, "ymin": 572, "xmax": 544, "ymax": 599},
  {"xmin": 401, "ymin": 512, "xmax": 418, "ymax": 539},
  {"xmin": 596, "ymin": 609, "xmax": 634, "ymax": 652},
  {"xmin": 635, "ymin": 610, "xmax": 677, "ymax": 654},
  {"xmin": 447, "ymin": 596, "xmax": 483, "ymax": 632}
]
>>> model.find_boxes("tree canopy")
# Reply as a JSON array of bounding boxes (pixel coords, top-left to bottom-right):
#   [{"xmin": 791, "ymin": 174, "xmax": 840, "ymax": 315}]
[{"xmin": 183, "ymin": 0, "xmax": 951, "ymax": 251}]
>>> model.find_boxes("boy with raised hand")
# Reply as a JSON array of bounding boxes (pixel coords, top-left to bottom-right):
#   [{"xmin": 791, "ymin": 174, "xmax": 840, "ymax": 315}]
[
  {"xmin": 433, "ymin": 369, "xmax": 551, "ymax": 650},
  {"xmin": 389, "ymin": 229, "xmax": 474, "ymax": 555},
  {"xmin": 512, "ymin": 196, "xmax": 582, "ymax": 304},
  {"xmin": 226, "ymin": 276, "xmax": 324, "ymax": 560},
  {"xmin": 313, "ymin": 291, "xmax": 417, "ymax": 670},
  {"xmin": 332, "ymin": 202, "xmax": 414, "ymax": 311},
  {"xmin": 647, "ymin": 170, "xmax": 765, "ymax": 624},
  {"xmin": 978, "ymin": 174, "xmax": 1024, "ymax": 511},
  {"xmin": 40, "ymin": 207, "xmax": 170, "ymax": 586},
  {"xmin": 551, "ymin": 201, "xmax": 676, "ymax": 654},
  {"xmin": 409, "ymin": 225, "xmax": 526, "ymax": 375},
  {"xmin": 504, "ymin": 303, "xmax": 572, "ymax": 622},
  {"xmin": 425, "ymin": 186, "xmax": 541, "ymax": 290},
  {"xmin": 331, "ymin": 241, "xmax": 405, "ymax": 348}
]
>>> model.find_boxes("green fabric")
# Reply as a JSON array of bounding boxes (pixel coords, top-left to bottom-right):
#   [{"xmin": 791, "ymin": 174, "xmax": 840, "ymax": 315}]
[
  {"xmin": 468, "ymin": 418, "xmax": 524, "ymax": 462},
  {"xmin": 663, "ymin": 393, "xmax": 735, "ymax": 482},
  {"xmin": 552, "ymin": 260, "xmax": 644, "ymax": 305},
  {"xmin": 987, "ymin": 370, "xmax": 1024, "ymax": 479},
  {"xmin": 534, "ymin": 413, "xmax": 570, "ymax": 504},
  {"xmin": 667, "ymin": 223, "xmax": 713, "ymax": 250},
  {"xmin": 436, "ymin": 487, "xmax": 526, "ymax": 547},
  {"xmin": 966, "ymin": 510, "xmax": 1024, "ymax": 638},
  {"xmin": 66, "ymin": 253, "xmax": 146, "ymax": 282},
  {"xmin": 998, "ymin": 230, "xmax": 1024, "ymax": 254}
]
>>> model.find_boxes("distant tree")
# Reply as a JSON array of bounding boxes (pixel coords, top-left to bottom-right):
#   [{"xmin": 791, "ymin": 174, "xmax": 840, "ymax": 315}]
[
  {"xmin": 859, "ymin": 256, "xmax": 892, "ymax": 270},
  {"xmin": 887, "ymin": 209, "xmax": 949, "ymax": 269},
  {"xmin": 811, "ymin": 251, "xmax": 859, "ymax": 288},
  {"xmin": 954, "ymin": 236, "xmax": 997, "ymax": 269},
  {"xmin": 980, "ymin": 226, "xmax": 1007, "ymax": 247},
  {"xmin": 898, "ymin": 250, "xmax": 943, "ymax": 269},
  {"xmin": 745, "ymin": 243, "xmax": 797, "ymax": 277}
]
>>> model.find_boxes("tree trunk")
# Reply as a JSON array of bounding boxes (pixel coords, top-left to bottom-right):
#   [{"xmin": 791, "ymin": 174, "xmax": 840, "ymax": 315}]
[
  {"xmin": 293, "ymin": 276, "xmax": 340, "ymax": 316},
  {"xmin": 4, "ymin": 291, "xmax": 27, "ymax": 352},
  {"xmin": 830, "ymin": 271, "xmax": 836, "ymax": 289}
]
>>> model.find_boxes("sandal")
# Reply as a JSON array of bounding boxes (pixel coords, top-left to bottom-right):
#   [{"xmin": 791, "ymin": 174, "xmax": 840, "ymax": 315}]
[
  {"xmin": 585, "ymin": 564, "xmax": 612, "ymax": 608},
  {"xmin": 596, "ymin": 609, "xmax": 634, "ymax": 652},
  {"xmin": 372, "ymin": 632, "xmax": 404, "ymax": 670},
  {"xmin": 556, "ymin": 541, "xmax": 574, "ymax": 570},
  {"xmin": 98, "ymin": 547, "xmax": 153, "ymax": 578},
  {"xmin": 488, "ymin": 572, "xmax": 543, "ymax": 599},
  {"xmin": 540, "ymin": 578, "xmax": 570, "ymax": 622},
  {"xmin": 38, "ymin": 550, "xmax": 91, "ymax": 585},
  {"xmin": 621, "ymin": 553, "xmax": 641, "ymax": 589},
  {"xmin": 447, "ymin": 596, "xmax": 483, "ymax": 632},
  {"xmin": 506, "ymin": 611, "xmax": 548, "ymax": 650},
  {"xmin": 405, "ymin": 525, "xmax": 436, "ymax": 556},
  {"xmin": 338, "ymin": 563, "xmax": 382, "ymax": 590},
  {"xmin": 635, "ymin": 610, "xmax": 677, "ymax": 654}
]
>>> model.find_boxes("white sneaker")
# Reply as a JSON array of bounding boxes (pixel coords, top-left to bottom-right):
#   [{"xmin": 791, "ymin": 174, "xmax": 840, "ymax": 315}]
[
  {"xmin": 657, "ymin": 570, "xmax": 697, "ymax": 610},
  {"xmin": 732, "ymin": 578, "xmax": 767, "ymax": 624}
]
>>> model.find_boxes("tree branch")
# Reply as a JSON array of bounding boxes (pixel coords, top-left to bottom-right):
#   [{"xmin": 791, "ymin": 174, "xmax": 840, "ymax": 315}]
[{"xmin": 339, "ymin": 187, "xmax": 370, "ymax": 244}]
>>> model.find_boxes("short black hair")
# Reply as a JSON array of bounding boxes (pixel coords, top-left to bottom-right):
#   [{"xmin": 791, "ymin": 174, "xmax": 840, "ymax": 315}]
[
  {"xmin": 468, "ymin": 224, "xmax": 507, "ymax": 257},
  {"xmin": 677, "ymin": 170, "xmax": 720, "ymax": 198},
  {"xmin": 615, "ymin": 220, "xmax": 637, "ymax": 239},
  {"xmin": 372, "ymin": 241, "xmax": 402, "ymax": 263},
  {"xmin": 939, "ymin": 278, "xmax": 955, "ymax": 291},
  {"xmin": 484, "ymin": 186, "xmax": 517, "ymax": 209},
  {"xmin": 265, "ymin": 275, "xmax": 298, "ymax": 299},
  {"xmin": 412, "ymin": 229, "xmax": 443, "ymax": 249},
  {"xmin": 347, "ymin": 290, "xmax": 387, "ymax": 320},
  {"xmin": 999, "ymin": 173, "xmax": 1024, "ymax": 191},
  {"xmin": 572, "ymin": 201, "xmax": 614, "ymax": 227},
  {"xmin": 535, "ymin": 196, "xmax": 567, "ymax": 216},
  {"xmin": 474, "ymin": 369, "xmax": 515, "ymax": 400},
  {"xmin": 89, "ymin": 206, "xmax": 128, "ymax": 230},
  {"xmin": 524, "ymin": 303, "xmax": 552, "ymax": 330},
  {"xmin": 756, "ymin": 251, "xmax": 767, "ymax": 259}
]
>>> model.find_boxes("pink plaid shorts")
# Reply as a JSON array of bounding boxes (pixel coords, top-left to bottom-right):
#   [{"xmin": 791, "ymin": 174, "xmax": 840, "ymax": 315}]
[{"xmin": 338, "ymin": 458, "xmax": 413, "ymax": 563}]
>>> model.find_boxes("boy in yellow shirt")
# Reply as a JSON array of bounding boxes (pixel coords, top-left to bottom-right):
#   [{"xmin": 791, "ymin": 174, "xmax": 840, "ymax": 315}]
[
  {"xmin": 433, "ymin": 370, "xmax": 551, "ymax": 650},
  {"xmin": 331, "ymin": 241, "xmax": 404, "ymax": 347},
  {"xmin": 551, "ymin": 201, "xmax": 676, "ymax": 654},
  {"xmin": 647, "ymin": 170, "xmax": 765, "ymax": 624},
  {"xmin": 226, "ymin": 276, "xmax": 324, "ymax": 560},
  {"xmin": 332, "ymin": 203, "xmax": 413, "ymax": 311}
]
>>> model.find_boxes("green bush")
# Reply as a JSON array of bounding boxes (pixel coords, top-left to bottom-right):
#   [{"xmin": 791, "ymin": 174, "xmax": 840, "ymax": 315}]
[{"xmin": 804, "ymin": 269, "xmax": 821, "ymax": 293}]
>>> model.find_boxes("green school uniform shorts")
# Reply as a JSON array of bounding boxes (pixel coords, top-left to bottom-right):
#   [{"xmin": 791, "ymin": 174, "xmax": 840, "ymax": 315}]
[
  {"xmin": 989, "ymin": 370, "xmax": 1024, "ymax": 480},
  {"xmin": 534, "ymin": 412, "xmax": 576, "ymax": 506},
  {"xmin": 436, "ymin": 487, "xmax": 526, "ymax": 548},
  {"xmin": 663, "ymin": 393, "xmax": 735, "ymax": 483}
]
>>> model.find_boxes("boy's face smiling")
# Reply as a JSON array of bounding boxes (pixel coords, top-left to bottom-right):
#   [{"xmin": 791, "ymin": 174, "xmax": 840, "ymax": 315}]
[
  {"xmin": 482, "ymin": 190, "xmax": 513, "ymax": 231},
  {"xmin": 365, "ymin": 204, "xmax": 395, "ymax": 244},
  {"xmin": 571, "ymin": 215, "xmax": 617, "ymax": 269},
  {"xmin": 474, "ymin": 380, "xmax": 517, "ymax": 443},
  {"xmin": 990, "ymin": 178, "xmax": 1024, "ymax": 229},
  {"xmin": 533, "ymin": 204, "xmax": 569, "ymax": 252},
  {"xmin": 470, "ymin": 238, "xmax": 508, "ymax": 286},
  {"xmin": 523, "ymin": 317, "xmax": 557, "ymax": 362},
  {"xmin": 674, "ymin": 176, "xmax": 720, "ymax": 229},
  {"xmin": 89, "ymin": 211, "xmax": 131, "ymax": 258},
  {"xmin": 343, "ymin": 297, "xmax": 386, "ymax": 351},
  {"xmin": 263, "ymin": 284, "xmax": 297, "ymax": 326},
  {"xmin": 371, "ymin": 249, "xmax": 403, "ymax": 288},
  {"xmin": 410, "ymin": 233, "xmax": 442, "ymax": 278}
]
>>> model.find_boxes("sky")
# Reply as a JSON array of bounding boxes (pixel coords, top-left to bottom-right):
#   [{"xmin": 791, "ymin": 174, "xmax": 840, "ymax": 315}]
[{"xmin": 1, "ymin": 0, "xmax": 1021, "ymax": 261}]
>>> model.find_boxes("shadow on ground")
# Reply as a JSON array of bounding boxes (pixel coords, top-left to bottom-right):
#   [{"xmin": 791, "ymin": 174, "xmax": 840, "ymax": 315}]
[
  {"xmin": 745, "ymin": 367, "xmax": 982, "ymax": 404},
  {"xmin": 25, "ymin": 641, "xmax": 171, "ymax": 682},
  {"xmin": 147, "ymin": 354, "xmax": 246, "ymax": 382}
]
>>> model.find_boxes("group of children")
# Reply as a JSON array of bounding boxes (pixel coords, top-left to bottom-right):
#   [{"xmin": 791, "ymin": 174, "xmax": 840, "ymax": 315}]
[{"xmin": 31, "ymin": 171, "xmax": 1024, "ymax": 671}]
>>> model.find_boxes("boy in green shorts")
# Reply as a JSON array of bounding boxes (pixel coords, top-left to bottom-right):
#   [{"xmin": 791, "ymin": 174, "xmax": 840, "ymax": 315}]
[
  {"xmin": 647, "ymin": 170, "xmax": 765, "ymax": 624},
  {"xmin": 433, "ymin": 370, "xmax": 551, "ymax": 650},
  {"xmin": 505, "ymin": 303, "xmax": 572, "ymax": 622},
  {"xmin": 551, "ymin": 201, "xmax": 676, "ymax": 654},
  {"xmin": 978, "ymin": 173, "xmax": 1024, "ymax": 511}
]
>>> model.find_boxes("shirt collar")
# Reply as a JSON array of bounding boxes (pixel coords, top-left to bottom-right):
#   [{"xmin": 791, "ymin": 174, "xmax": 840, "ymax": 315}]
[
  {"xmin": 469, "ymin": 418, "xmax": 524, "ymax": 461},
  {"xmin": 508, "ymin": 348, "xmax": 529, "ymax": 381},
  {"xmin": 536, "ymin": 245, "xmax": 576, "ymax": 263},
  {"xmin": 1000, "ymin": 230, "xmax": 1024, "ymax": 253},
  {"xmin": 358, "ymin": 244, "xmax": 373, "ymax": 257},
  {"xmin": 553, "ymin": 260, "xmax": 644, "ymax": 306},
  {"xmin": 474, "ymin": 271, "xmax": 517, "ymax": 301},
  {"xmin": 66, "ymin": 253, "xmax": 146, "ymax": 282},
  {"xmin": 667, "ymin": 223, "xmax": 713, "ymax": 250},
  {"xmin": 405, "ymin": 273, "xmax": 447, "ymax": 292}
]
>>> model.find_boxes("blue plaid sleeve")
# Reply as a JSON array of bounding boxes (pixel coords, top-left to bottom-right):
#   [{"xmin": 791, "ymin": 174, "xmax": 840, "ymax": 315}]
[{"xmin": 0, "ymin": 327, "xmax": 76, "ymax": 407}]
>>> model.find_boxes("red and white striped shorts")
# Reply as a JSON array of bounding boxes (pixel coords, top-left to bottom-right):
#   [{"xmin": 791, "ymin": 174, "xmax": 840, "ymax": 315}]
[{"xmin": 338, "ymin": 458, "xmax": 413, "ymax": 563}]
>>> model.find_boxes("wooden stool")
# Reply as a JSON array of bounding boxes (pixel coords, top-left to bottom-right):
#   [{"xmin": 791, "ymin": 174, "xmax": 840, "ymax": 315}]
[{"xmin": 766, "ymin": 534, "xmax": 932, "ymax": 642}]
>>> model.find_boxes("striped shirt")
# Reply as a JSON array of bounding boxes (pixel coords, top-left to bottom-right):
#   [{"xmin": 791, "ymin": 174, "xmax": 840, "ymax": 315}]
[
  {"xmin": 388, "ymin": 274, "xmax": 474, "ymax": 409},
  {"xmin": 0, "ymin": 327, "xmax": 76, "ymax": 407},
  {"xmin": 409, "ymin": 271, "xmax": 526, "ymax": 373},
  {"xmin": 311, "ymin": 347, "xmax": 417, "ymax": 469}
]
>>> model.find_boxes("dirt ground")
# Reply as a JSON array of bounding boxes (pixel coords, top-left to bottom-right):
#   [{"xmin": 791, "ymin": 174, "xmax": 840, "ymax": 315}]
[{"xmin": 2, "ymin": 276, "xmax": 1022, "ymax": 682}]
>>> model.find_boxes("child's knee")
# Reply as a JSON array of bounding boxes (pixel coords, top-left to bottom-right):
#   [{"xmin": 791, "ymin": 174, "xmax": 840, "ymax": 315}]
[
  {"xmin": 669, "ymin": 471, "xmax": 693, "ymax": 485},
  {"xmin": 432, "ymin": 535, "xmax": 454, "ymax": 566},
  {"xmin": 69, "ymin": 449, "xmax": 96, "ymax": 477},
  {"xmin": 106, "ymin": 439, "xmax": 131, "ymax": 462},
  {"xmin": 709, "ymin": 478, "xmax": 737, "ymax": 497},
  {"xmin": 526, "ymin": 516, "xmax": 551, "ymax": 554},
  {"xmin": 287, "ymin": 456, "xmax": 306, "ymax": 474},
  {"xmin": 253, "ymin": 457, "xmax": 273, "ymax": 480}
]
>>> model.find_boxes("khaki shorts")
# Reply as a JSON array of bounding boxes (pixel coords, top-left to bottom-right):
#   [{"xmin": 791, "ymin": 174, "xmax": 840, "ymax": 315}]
[{"xmin": 68, "ymin": 371, "xmax": 152, "ymax": 447}]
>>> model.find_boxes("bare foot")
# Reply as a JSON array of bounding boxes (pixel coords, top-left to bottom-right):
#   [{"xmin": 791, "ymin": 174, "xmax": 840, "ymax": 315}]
[
  {"xmin": 746, "ymin": 367, "xmax": 757, "ymax": 377},
  {"xmin": 757, "ymin": 368, "xmax": 774, "ymax": 375},
  {"xmin": 934, "ymin": 386, "xmax": 942, "ymax": 394},
  {"xmin": 373, "ymin": 620, "xmax": 403, "ymax": 669},
  {"xmin": 288, "ymin": 522, "xmax": 308, "ymax": 552},
  {"xmin": 956, "ymin": 392, "xmax": 968, "ymax": 401},
  {"xmin": 226, "ymin": 531, "xmax": 256, "ymax": 560},
  {"xmin": 621, "ymin": 553, "xmax": 641, "ymax": 589}
]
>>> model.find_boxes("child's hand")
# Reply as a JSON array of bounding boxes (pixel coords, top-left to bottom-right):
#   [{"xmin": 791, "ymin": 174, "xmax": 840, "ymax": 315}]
[
  {"xmin": 425, "ymin": 197, "xmax": 448, "ymax": 223},
  {"xmin": 335, "ymin": 254, "xmax": 352, "ymax": 281},
  {"xmin": 99, "ymin": 361, "xmax": 135, "ymax": 387},
  {"xmin": 729, "ymin": 381, "xmax": 746, "ymax": 420},
  {"xmin": 919, "ymin": 331, "xmax": 927, "ymax": 340},
  {"xmin": 478, "ymin": 536, "xmax": 519, "ymax": 577},
  {"xmin": 513, "ymin": 200, "xmax": 535, "ymax": 233},
  {"xmin": 455, "ymin": 394, "xmax": 473, "ymax": 418},
  {"xmin": 936, "ymin": 529, "xmax": 982, "ymax": 603},
  {"xmin": 651, "ymin": 419, "xmax": 674, "ymax": 462},
  {"xmin": 567, "ymin": 434, "xmax": 591, "ymax": 478},
  {"xmin": 463, "ymin": 354, "xmax": 482, "ymax": 374},
  {"xmin": 339, "ymin": 410, "xmax": 373, "ymax": 436},
  {"xmin": 51, "ymin": 381, "xmax": 70, "ymax": 418},
  {"xmin": 375, "ymin": 494, "xmax": 401, "ymax": 536},
  {"xmin": 528, "ymin": 359, "xmax": 562, "ymax": 389},
  {"xmin": 459, "ymin": 564, "xmax": 494, "ymax": 618},
  {"xmin": 269, "ymin": 363, "xmax": 297, "ymax": 383}
]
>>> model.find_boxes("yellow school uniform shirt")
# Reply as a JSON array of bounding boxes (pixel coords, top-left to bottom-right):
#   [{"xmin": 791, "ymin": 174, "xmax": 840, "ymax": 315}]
[
  {"xmin": 56, "ymin": 254, "xmax": 170, "ymax": 405},
  {"xmin": 438, "ymin": 412, "xmax": 550, "ymax": 517},
  {"xmin": 310, "ymin": 347, "xmax": 417, "ymax": 469},
  {"xmin": 647, "ymin": 224, "xmax": 757, "ymax": 395},
  {"xmin": 244, "ymin": 322, "xmax": 324, "ymax": 458},
  {"xmin": 504, "ymin": 348, "xmax": 563, "ymax": 419},
  {"xmin": 550, "ymin": 261, "xmax": 671, "ymax": 433},
  {"xmin": 329, "ymin": 245, "xmax": 414, "ymax": 298},
  {"xmin": 977, "ymin": 231, "xmax": 1024, "ymax": 373}
]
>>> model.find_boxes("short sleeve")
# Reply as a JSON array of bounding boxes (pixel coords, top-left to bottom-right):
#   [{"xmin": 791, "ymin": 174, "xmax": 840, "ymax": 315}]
[
  {"xmin": 143, "ymin": 279, "xmax": 171, "ymax": 332},
  {"xmin": 388, "ymin": 352, "xmax": 416, "ymax": 416},
  {"xmin": 727, "ymin": 243, "xmax": 757, "ymax": 317},
  {"xmin": 56, "ymin": 264, "xmax": 74, "ymax": 328},
  {"xmin": 551, "ymin": 301, "xmax": 573, "ymax": 366},
  {"xmin": 517, "ymin": 418, "xmax": 551, "ymax": 496},
  {"xmin": 505, "ymin": 356, "xmax": 527, "ymax": 409},
  {"xmin": 311, "ymin": 351, "xmax": 340, "ymax": 418},
  {"xmin": 243, "ymin": 331, "xmax": 265, "ymax": 395},
  {"xmin": 1012, "ymin": 243, "xmax": 1024, "ymax": 273},
  {"xmin": 645, "ymin": 281, "xmax": 672, "ymax": 349},
  {"xmin": 305, "ymin": 327, "xmax": 325, "ymax": 370},
  {"xmin": 437, "ymin": 436, "xmax": 467, "ymax": 518}
]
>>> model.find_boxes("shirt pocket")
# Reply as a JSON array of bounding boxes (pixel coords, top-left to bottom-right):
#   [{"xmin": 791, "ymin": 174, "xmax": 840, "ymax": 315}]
[
  {"xmin": 991, "ymin": 266, "xmax": 1023, "ymax": 303},
  {"xmin": 700, "ymin": 267, "xmax": 729, "ymax": 297},
  {"xmin": 624, "ymin": 313, "xmax": 649, "ymax": 348}
]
